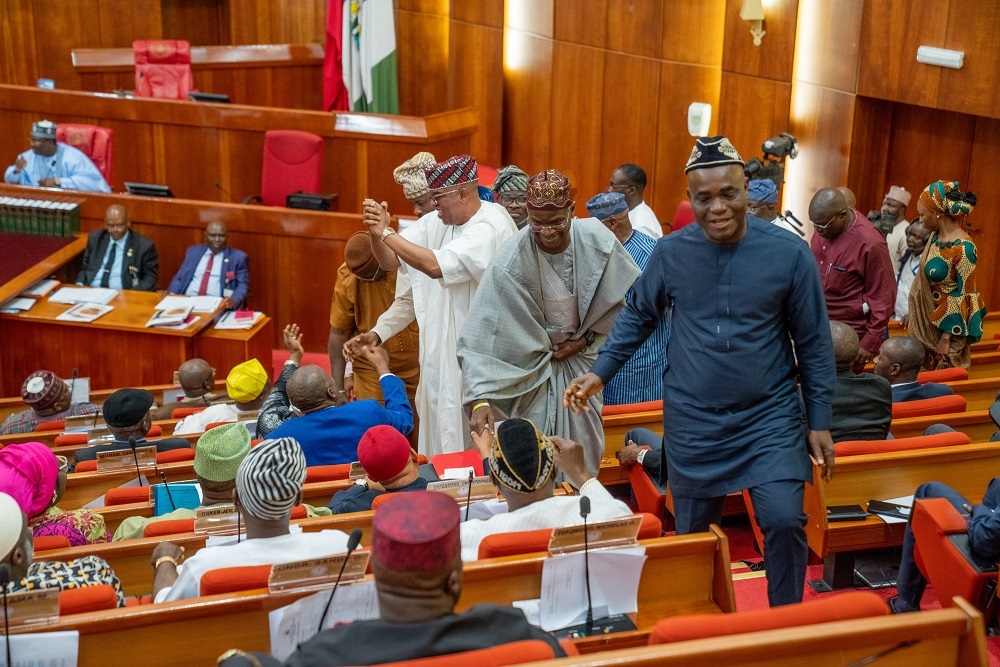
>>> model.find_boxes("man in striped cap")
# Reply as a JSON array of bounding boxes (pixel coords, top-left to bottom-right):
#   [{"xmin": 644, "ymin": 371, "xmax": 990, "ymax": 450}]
[
  {"xmin": 346, "ymin": 155, "xmax": 517, "ymax": 456},
  {"xmin": 151, "ymin": 438, "xmax": 350, "ymax": 602}
]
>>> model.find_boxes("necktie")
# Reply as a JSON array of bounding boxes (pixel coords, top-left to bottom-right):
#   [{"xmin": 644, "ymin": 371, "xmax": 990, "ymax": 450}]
[
  {"xmin": 101, "ymin": 244, "xmax": 116, "ymax": 288},
  {"xmin": 198, "ymin": 253, "xmax": 215, "ymax": 296}
]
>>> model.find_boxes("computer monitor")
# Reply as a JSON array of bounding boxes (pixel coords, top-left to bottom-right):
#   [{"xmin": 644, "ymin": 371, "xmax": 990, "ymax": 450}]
[
  {"xmin": 124, "ymin": 182, "xmax": 175, "ymax": 198},
  {"xmin": 188, "ymin": 92, "xmax": 231, "ymax": 104}
]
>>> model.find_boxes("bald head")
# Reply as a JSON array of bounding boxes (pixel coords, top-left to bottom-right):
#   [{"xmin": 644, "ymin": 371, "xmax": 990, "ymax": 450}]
[
  {"xmin": 177, "ymin": 359, "xmax": 214, "ymax": 397},
  {"xmin": 286, "ymin": 365, "xmax": 337, "ymax": 413},
  {"xmin": 205, "ymin": 221, "xmax": 228, "ymax": 254},
  {"xmin": 104, "ymin": 204, "xmax": 130, "ymax": 241},
  {"xmin": 829, "ymin": 321, "xmax": 860, "ymax": 372},
  {"xmin": 810, "ymin": 187, "xmax": 851, "ymax": 239},
  {"xmin": 836, "ymin": 187, "xmax": 856, "ymax": 209},
  {"xmin": 874, "ymin": 336, "xmax": 926, "ymax": 383}
]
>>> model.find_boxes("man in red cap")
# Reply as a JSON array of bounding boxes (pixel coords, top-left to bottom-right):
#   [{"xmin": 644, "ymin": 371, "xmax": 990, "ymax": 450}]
[
  {"xmin": 219, "ymin": 491, "xmax": 564, "ymax": 666},
  {"xmin": 327, "ymin": 425, "xmax": 427, "ymax": 513},
  {"xmin": 0, "ymin": 369, "xmax": 99, "ymax": 435}
]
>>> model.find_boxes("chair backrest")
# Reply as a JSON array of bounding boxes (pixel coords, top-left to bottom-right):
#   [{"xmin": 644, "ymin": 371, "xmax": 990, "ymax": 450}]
[
  {"xmin": 59, "ymin": 584, "xmax": 119, "ymax": 616},
  {"xmin": 430, "ymin": 450, "xmax": 484, "ymax": 478},
  {"xmin": 476, "ymin": 513, "xmax": 661, "ymax": 559},
  {"xmin": 105, "ymin": 485, "xmax": 150, "ymax": 506},
  {"xmin": 133, "ymin": 40, "xmax": 193, "ymax": 99},
  {"xmin": 204, "ymin": 421, "xmax": 234, "ymax": 431},
  {"xmin": 55, "ymin": 123, "xmax": 114, "ymax": 184},
  {"xmin": 73, "ymin": 442, "xmax": 190, "ymax": 472},
  {"xmin": 171, "ymin": 406, "xmax": 206, "ymax": 419},
  {"xmin": 626, "ymin": 459, "xmax": 667, "ymax": 529},
  {"xmin": 601, "ymin": 400, "xmax": 662, "ymax": 417},
  {"xmin": 672, "ymin": 200, "xmax": 696, "ymax": 230},
  {"xmin": 648, "ymin": 590, "xmax": 888, "ymax": 645},
  {"xmin": 891, "ymin": 394, "xmax": 967, "ymax": 419},
  {"xmin": 377, "ymin": 640, "xmax": 557, "ymax": 667},
  {"xmin": 835, "ymin": 430, "xmax": 971, "ymax": 457},
  {"xmin": 305, "ymin": 463, "xmax": 353, "ymax": 483},
  {"xmin": 917, "ymin": 367, "xmax": 969, "ymax": 383},
  {"xmin": 143, "ymin": 518, "xmax": 196, "ymax": 538},
  {"xmin": 34, "ymin": 420, "xmax": 65, "ymax": 432},
  {"xmin": 261, "ymin": 130, "xmax": 324, "ymax": 206},
  {"xmin": 34, "ymin": 534, "xmax": 72, "ymax": 551},
  {"xmin": 199, "ymin": 564, "xmax": 272, "ymax": 596}
]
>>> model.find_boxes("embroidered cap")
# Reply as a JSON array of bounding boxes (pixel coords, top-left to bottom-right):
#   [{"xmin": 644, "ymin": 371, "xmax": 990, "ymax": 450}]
[
  {"xmin": 21, "ymin": 370, "xmax": 66, "ymax": 411},
  {"xmin": 235, "ymin": 437, "xmax": 306, "ymax": 520},
  {"xmin": 31, "ymin": 120, "xmax": 57, "ymax": 140},
  {"xmin": 684, "ymin": 136, "xmax": 744, "ymax": 173},
  {"xmin": 585, "ymin": 192, "xmax": 628, "ymax": 219},
  {"xmin": 372, "ymin": 491, "xmax": 460, "ymax": 572},
  {"xmin": 424, "ymin": 155, "xmax": 478, "ymax": 190},
  {"xmin": 488, "ymin": 418, "xmax": 554, "ymax": 493},
  {"xmin": 885, "ymin": 185, "xmax": 911, "ymax": 207},
  {"xmin": 526, "ymin": 170, "xmax": 573, "ymax": 211},
  {"xmin": 393, "ymin": 152, "xmax": 436, "ymax": 199},
  {"xmin": 226, "ymin": 359, "xmax": 269, "ymax": 403},
  {"xmin": 358, "ymin": 425, "xmax": 412, "ymax": 483},
  {"xmin": 195, "ymin": 423, "xmax": 251, "ymax": 482}
]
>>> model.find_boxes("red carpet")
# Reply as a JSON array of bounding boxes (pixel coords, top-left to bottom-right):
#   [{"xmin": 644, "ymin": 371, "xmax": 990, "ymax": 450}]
[{"xmin": 0, "ymin": 231, "xmax": 74, "ymax": 285}]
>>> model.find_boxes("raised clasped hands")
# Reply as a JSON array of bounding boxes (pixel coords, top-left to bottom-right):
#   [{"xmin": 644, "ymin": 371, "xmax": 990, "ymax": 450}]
[{"xmin": 362, "ymin": 199, "xmax": 391, "ymax": 237}]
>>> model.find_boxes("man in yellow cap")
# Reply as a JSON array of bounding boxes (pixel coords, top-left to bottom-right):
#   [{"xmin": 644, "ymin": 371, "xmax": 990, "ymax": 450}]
[{"xmin": 174, "ymin": 359, "xmax": 270, "ymax": 435}]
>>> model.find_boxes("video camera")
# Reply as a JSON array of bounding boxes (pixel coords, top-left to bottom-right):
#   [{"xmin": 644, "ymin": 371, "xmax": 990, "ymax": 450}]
[
  {"xmin": 744, "ymin": 133, "xmax": 798, "ymax": 187},
  {"xmin": 866, "ymin": 210, "xmax": 896, "ymax": 236}
]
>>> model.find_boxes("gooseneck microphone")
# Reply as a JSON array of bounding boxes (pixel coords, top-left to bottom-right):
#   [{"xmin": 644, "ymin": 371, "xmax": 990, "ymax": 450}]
[
  {"xmin": 69, "ymin": 368, "xmax": 78, "ymax": 400},
  {"xmin": 579, "ymin": 496, "xmax": 594, "ymax": 632},
  {"xmin": 1, "ymin": 563, "xmax": 12, "ymax": 667},
  {"xmin": 317, "ymin": 528, "xmax": 364, "ymax": 634},
  {"xmin": 464, "ymin": 470, "xmax": 474, "ymax": 522},
  {"xmin": 128, "ymin": 436, "xmax": 144, "ymax": 487},
  {"xmin": 158, "ymin": 471, "xmax": 177, "ymax": 512},
  {"xmin": 214, "ymin": 182, "xmax": 238, "ymax": 203}
]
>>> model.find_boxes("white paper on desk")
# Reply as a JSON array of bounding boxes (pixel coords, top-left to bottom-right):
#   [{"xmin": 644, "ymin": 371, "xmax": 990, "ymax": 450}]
[
  {"xmin": 155, "ymin": 295, "xmax": 222, "ymax": 313},
  {"xmin": 20, "ymin": 278, "xmax": 59, "ymax": 298},
  {"xmin": 56, "ymin": 302, "xmax": 113, "ymax": 322},
  {"xmin": 215, "ymin": 310, "xmax": 263, "ymax": 330},
  {"xmin": 539, "ymin": 547, "xmax": 646, "ymax": 631},
  {"xmin": 61, "ymin": 376, "xmax": 90, "ymax": 405},
  {"xmin": 49, "ymin": 287, "xmax": 118, "ymax": 305},
  {"xmin": 442, "ymin": 466, "xmax": 476, "ymax": 480},
  {"xmin": 0, "ymin": 630, "xmax": 79, "ymax": 666},
  {"xmin": 269, "ymin": 580, "xmax": 380, "ymax": 661},
  {"xmin": 465, "ymin": 498, "xmax": 508, "ymax": 521},
  {"xmin": 82, "ymin": 474, "xmax": 149, "ymax": 509},
  {"xmin": 1, "ymin": 297, "xmax": 36, "ymax": 311}
]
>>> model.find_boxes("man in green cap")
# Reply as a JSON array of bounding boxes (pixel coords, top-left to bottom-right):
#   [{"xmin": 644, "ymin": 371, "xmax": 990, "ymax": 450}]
[{"xmin": 113, "ymin": 423, "xmax": 329, "ymax": 540}]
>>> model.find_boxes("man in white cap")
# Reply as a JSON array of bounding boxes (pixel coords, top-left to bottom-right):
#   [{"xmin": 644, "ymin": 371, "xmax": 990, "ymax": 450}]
[
  {"xmin": 151, "ymin": 437, "xmax": 350, "ymax": 603},
  {"xmin": 880, "ymin": 185, "xmax": 912, "ymax": 277},
  {"xmin": 0, "ymin": 491, "xmax": 126, "ymax": 605},
  {"xmin": 4, "ymin": 120, "xmax": 111, "ymax": 192},
  {"xmin": 0, "ymin": 369, "xmax": 99, "ymax": 435}
]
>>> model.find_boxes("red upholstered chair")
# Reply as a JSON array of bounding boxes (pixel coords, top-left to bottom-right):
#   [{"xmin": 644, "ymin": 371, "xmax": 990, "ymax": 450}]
[
  {"xmin": 254, "ymin": 130, "xmax": 324, "ymax": 206},
  {"xmin": 200, "ymin": 564, "xmax": 273, "ymax": 596},
  {"xmin": 649, "ymin": 590, "xmax": 887, "ymax": 644},
  {"xmin": 105, "ymin": 486, "xmax": 150, "ymax": 505},
  {"xmin": 144, "ymin": 518, "xmax": 196, "ymax": 538},
  {"xmin": 917, "ymin": 367, "xmax": 969, "ymax": 383},
  {"xmin": 431, "ymin": 450, "xmax": 484, "ymax": 478},
  {"xmin": 892, "ymin": 394, "xmax": 967, "ymax": 419},
  {"xmin": 834, "ymin": 431, "xmax": 971, "ymax": 457},
  {"xmin": 34, "ymin": 535, "xmax": 71, "ymax": 551},
  {"xmin": 56, "ymin": 424, "xmax": 162, "ymax": 448},
  {"xmin": 133, "ymin": 40, "xmax": 194, "ymax": 100},
  {"xmin": 601, "ymin": 399, "xmax": 662, "ymax": 417},
  {"xmin": 625, "ymin": 451, "xmax": 669, "ymax": 531},
  {"xmin": 476, "ymin": 512, "xmax": 661, "ymax": 559},
  {"xmin": 156, "ymin": 447, "xmax": 194, "ymax": 464},
  {"xmin": 911, "ymin": 497, "xmax": 999, "ymax": 613},
  {"xmin": 672, "ymin": 200, "xmax": 696, "ymax": 231},
  {"xmin": 305, "ymin": 463, "xmax": 353, "ymax": 483},
  {"xmin": 171, "ymin": 407, "xmax": 205, "ymax": 419},
  {"xmin": 55, "ymin": 124, "xmax": 114, "ymax": 184},
  {"xmin": 58, "ymin": 584, "xmax": 119, "ymax": 616},
  {"xmin": 203, "ymin": 421, "xmax": 234, "ymax": 431},
  {"xmin": 34, "ymin": 420, "xmax": 65, "ymax": 432},
  {"xmin": 377, "ymin": 640, "xmax": 560, "ymax": 667}
]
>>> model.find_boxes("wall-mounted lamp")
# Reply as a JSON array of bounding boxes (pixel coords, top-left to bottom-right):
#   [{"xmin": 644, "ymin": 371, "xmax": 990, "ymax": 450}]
[
  {"xmin": 916, "ymin": 46, "xmax": 964, "ymax": 70},
  {"xmin": 741, "ymin": 0, "xmax": 766, "ymax": 47},
  {"xmin": 687, "ymin": 103, "xmax": 712, "ymax": 137}
]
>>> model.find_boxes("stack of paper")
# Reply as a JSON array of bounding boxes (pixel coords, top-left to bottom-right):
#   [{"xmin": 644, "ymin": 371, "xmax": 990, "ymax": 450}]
[
  {"xmin": 215, "ymin": 310, "xmax": 263, "ymax": 330},
  {"xmin": 56, "ymin": 303, "xmax": 113, "ymax": 322},
  {"xmin": 0, "ymin": 297, "xmax": 37, "ymax": 313},
  {"xmin": 147, "ymin": 305, "xmax": 195, "ymax": 328},
  {"xmin": 155, "ymin": 295, "xmax": 223, "ymax": 313},
  {"xmin": 49, "ymin": 287, "xmax": 118, "ymax": 305},
  {"xmin": 20, "ymin": 278, "xmax": 59, "ymax": 297}
]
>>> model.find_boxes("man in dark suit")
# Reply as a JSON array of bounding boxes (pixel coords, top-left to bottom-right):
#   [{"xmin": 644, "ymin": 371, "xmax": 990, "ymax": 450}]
[
  {"xmin": 617, "ymin": 428, "xmax": 665, "ymax": 490},
  {"xmin": 71, "ymin": 388, "xmax": 189, "ymax": 470},
  {"xmin": 874, "ymin": 335, "xmax": 955, "ymax": 403},
  {"xmin": 166, "ymin": 221, "xmax": 249, "ymax": 309},
  {"xmin": 829, "ymin": 320, "xmax": 892, "ymax": 442},
  {"xmin": 76, "ymin": 204, "xmax": 159, "ymax": 290}
]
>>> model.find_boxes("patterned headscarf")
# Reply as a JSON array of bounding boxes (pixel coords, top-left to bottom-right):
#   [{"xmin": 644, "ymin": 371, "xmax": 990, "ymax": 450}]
[
  {"xmin": 393, "ymin": 152, "xmax": 436, "ymax": 200},
  {"xmin": 235, "ymin": 438, "xmax": 306, "ymax": 520},
  {"xmin": 526, "ymin": 170, "xmax": 573, "ymax": 211},
  {"xmin": 425, "ymin": 155, "xmax": 478, "ymax": 190},
  {"xmin": 0, "ymin": 442, "xmax": 59, "ymax": 518},
  {"xmin": 493, "ymin": 165, "xmax": 529, "ymax": 194},
  {"xmin": 919, "ymin": 180, "xmax": 977, "ymax": 225}
]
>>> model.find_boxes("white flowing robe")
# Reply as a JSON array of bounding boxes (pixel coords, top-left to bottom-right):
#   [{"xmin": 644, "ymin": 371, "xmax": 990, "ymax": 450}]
[
  {"xmin": 4, "ymin": 143, "xmax": 111, "ymax": 193},
  {"xmin": 371, "ymin": 202, "xmax": 516, "ymax": 456}
]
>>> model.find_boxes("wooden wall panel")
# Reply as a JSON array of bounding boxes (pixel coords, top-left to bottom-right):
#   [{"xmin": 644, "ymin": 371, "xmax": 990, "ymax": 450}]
[
  {"xmin": 395, "ymin": 8, "xmax": 450, "ymax": 116},
  {"xmin": 448, "ymin": 14, "xmax": 503, "ymax": 166},
  {"xmin": 502, "ymin": 33, "xmax": 554, "ymax": 173},
  {"xmin": 553, "ymin": 0, "xmax": 607, "ymax": 48},
  {"xmin": 721, "ymin": 0, "xmax": 797, "ymax": 82},
  {"xmin": 598, "ymin": 53, "xmax": 661, "ymax": 196},
  {"xmin": 791, "ymin": 0, "xmax": 863, "ymax": 92},
  {"xmin": 845, "ymin": 96, "xmax": 893, "ymax": 214},
  {"xmin": 661, "ymin": 0, "xmax": 726, "ymax": 66},
  {"xmin": 161, "ymin": 0, "xmax": 225, "ymax": 45},
  {"xmin": 605, "ymin": 0, "xmax": 663, "ymax": 59},
  {"xmin": 451, "ymin": 0, "xmax": 502, "ymax": 27},
  {"xmin": 938, "ymin": 0, "xmax": 1000, "ymax": 120},
  {"xmin": 883, "ymin": 104, "xmax": 975, "ymax": 197},
  {"xmin": 717, "ymin": 73, "xmax": 791, "ymax": 162},
  {"xmin": 0, "ymin": 0, "xmax": 38, "ymax": 84},
  {"xmin": 967, "ymin": 117, "xmax": 1000, "ymax": 311}
]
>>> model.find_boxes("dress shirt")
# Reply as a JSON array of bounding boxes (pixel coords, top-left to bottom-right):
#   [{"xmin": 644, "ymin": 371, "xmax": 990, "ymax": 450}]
[
  {"xmin": 184, "ymin": 249, "xmax": 224, "ymax": 297},
  {"xmin": 90, "ymin": 231, "xmax": 129, "ymax": 290}
]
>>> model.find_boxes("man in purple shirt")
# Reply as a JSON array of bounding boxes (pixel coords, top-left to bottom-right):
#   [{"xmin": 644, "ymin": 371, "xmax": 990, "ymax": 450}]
[{"xmin": 810, "ymin": 188, "xmax": 896, "ymax": 369}]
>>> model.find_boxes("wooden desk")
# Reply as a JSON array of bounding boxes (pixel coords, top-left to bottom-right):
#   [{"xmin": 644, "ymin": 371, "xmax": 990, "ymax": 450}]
[
  {"xmin": 72, "ymin": 44, "xmax": 324, "ymax": 110},
  {"xmin": 0, "ymin": 288, "xmax": 272, "ymax": 394},
  {"xmin": 0, "ymin": 84, "xmax": 476, "ymax": 214}
]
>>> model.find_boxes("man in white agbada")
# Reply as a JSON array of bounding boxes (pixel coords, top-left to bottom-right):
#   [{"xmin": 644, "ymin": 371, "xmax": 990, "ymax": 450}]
[
  {"xmin": 346, "ymin": 154, "xmax": 516, "ymax": 456},
  {"xmin": 4, "ymin": 120, "xmax": 111, "ymax": 193},
  {"xmin": 458, "ymin": 170, "xmax": 641, "ymax": 474}
]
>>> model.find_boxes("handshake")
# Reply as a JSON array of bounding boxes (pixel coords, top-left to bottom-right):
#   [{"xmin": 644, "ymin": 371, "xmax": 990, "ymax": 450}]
[{"xmin": 342, "ymin": 331, "xmax": 389, "ymax": 372}]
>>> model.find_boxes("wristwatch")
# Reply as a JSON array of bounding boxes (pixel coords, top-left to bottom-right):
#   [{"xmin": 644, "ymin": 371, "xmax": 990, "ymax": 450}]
[
  {"xmin": 354, "ymin": 478, "xmax": 369, "ymax": 490},
  {"xmin": 583, "ymin": 330, "xmax": 597, "ymax": 349},
  {"xmin": 380, "ymin": 227, "xmax": 396, "ymax": 241}
]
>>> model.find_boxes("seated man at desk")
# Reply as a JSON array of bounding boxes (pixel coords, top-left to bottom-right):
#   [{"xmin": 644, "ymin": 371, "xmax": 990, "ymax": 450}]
[
  {"xmin": 152, "ymin": 358, "xmax": 231, "ymax": 420},
  {"xmin": 166, "ymin": 222, "xmax": 249, "ymax": 309},
  {"xmin": 3, "ymin": 119, "xmax": 111, "ymax": 193},
  {"xmin": 76, "ymin": 204, "xmax": 159, "ymax": 291},
  {"xmin": 173, "ymin": 359, "xmax": 269, "ymax": 435},
  {"xmin": 327, "ymin": 425, "xmax": 427, "ymax": 514},
  {"xmin": 71, "ymin": 388, "xmax": 190, "ymax": 469},
  {"xmin": 0, "ymin": 369, "xmax": 99, "ymax": 435},
  {"xmin": 873, "ymin": 335, "xmax": 955, "ymax": 403}
]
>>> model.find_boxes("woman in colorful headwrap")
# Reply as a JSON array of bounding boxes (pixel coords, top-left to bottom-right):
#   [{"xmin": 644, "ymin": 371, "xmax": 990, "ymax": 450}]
[
  {"xmin": 0, "ymin": 442, "xmax": 111, "ymax": 546},
  {"xmin": 906, "ymin": 180, "xmax": 986, "ymax": 370}
]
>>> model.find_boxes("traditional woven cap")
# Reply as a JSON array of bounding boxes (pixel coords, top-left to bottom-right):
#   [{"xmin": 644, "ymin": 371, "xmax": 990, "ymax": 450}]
[
  {"xmin": 344, "ymin": 231, "xmax": 380, "ymax": 277},
  {"xmin": 684, "ymin": 136, "xmax": 744, "ymax": 173},
  {"xmin": 748, "ymin": 179, "xmax": 778, "ymax": 204},
  {"xmin": 21, "ymin": 370, "xmax": 65, "ymax": 410},
  {"xmin": 526, "ymin": 170, "xmax": 573, "ymax": 211},
  {"xmin": 489, "ymin": 418, "xmax": 554, "ymax": 493},
  {"xmin": 103, "ymin": 388, "xmax": 154, "ymax": 427},
  {"xmin": 886, "ymin": 185, "xmax": 911, "ymax": 207},
  {"xmin": 585, "ymin": 192, "xmax": 627, "ymax": 219},
  {"xmin": 31, "ymin": 120, "xmax": 57, "ymax": 140},
  {"xmin": 357, "ymin": 425, "xmax": 411, "ymax": 483},
  {"xmin": 424, "ymin": 155, "xmax": 478, "ymax": 190},
  {"xmin": 0, "ymin": 442, "xmax": 59, "ymax": 518},
  {"xmin": 195, "ymin": 423, "xmax": 251, "ymax": 482},
  {"xmin": 0, "ymin": 492, "xmax": 25, "ymax": 558},
  {"xmin": 493, "ymin": 165, "xmax": 529, "ymax": 194},
  {"xmin": 372, "ymin": 491, "xmax": 460, "ymax": 572},
  {"xmin": 919, "ymin": 180, "xmax": 977, "ymax": 224},
  {"xmin": 393, "ymin": 152, "xmax": 436, "ymax": 199},
  {"xmin": 226, "ymin": 359, "xmax": 268, "ymax": 403},
  {"xmin": 236, "ymin": 437, "xmax": 306, "ymax": 520}
]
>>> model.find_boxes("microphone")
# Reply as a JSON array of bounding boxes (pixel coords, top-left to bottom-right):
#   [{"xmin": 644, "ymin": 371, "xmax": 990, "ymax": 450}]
[
  {"xmin": 1, "ymin": 563, "xmax": 12, "ymax": 667},
  {"xmin": 214, "ymin": 182, "xmax": 238, "ymax": 203},
  {"xmin": 158, "ymin": 471, "xmax": 177, "ymax": 512},
  {"xmin": 128, "ymin": 436, "xmax": 144, "ymax": 487},
  {"xmin": 580, "ymin": 496, "xmax": 593, "ymax": 632},
  {"xmin": 317, "ymin": 528, "xmax": 363, "ymax": 633},
  {"xmin": 464, "ymin": 469, "xmax": 474, "ymax": 522},
  {"xmin": 69, "ymin": 367, "xmax": 78, "ymax": 400}
]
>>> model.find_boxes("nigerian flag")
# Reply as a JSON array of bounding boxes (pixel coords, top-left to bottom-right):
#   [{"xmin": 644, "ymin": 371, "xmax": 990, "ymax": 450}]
[{"xmin": 342, "ymin": 0, "xmax": 399, "ymax": 114}]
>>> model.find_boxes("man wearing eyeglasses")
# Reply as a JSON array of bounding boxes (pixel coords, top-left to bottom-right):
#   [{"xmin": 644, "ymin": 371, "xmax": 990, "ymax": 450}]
[
  {"xmin": 492, "ymin": 164, "xmax": 529, "ymax": 229},
  {"xmin": 608, "ymin": 163, "xmax": 663, "ymax": 238},
  {"xmin": 458, "ymin": 170, "xmax": 641, "ymax": 475},
  {"xmin": 747, "ymin": 178, "xmax": 804, "ymax": 240},
  {"xmin": 809, "ymin": 187, "xmax": 896, "ymax": 370},
  {"xmin": 347, "ymin": 154, "xmax": 517, "ymax": 456}
]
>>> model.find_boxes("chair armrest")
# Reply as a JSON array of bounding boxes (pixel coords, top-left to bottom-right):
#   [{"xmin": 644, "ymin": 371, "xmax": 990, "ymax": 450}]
[{"xmin": 916, "ymin": 497, "xmax": 968, "ymax": 534}]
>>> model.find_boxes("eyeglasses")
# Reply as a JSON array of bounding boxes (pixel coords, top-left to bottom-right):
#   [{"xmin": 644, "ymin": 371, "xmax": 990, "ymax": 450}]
[
  {"xmin": 812, "ymin": 209, "xmax": 846, "ymax": 232},
  {"xmin": 528, "ymin": 216, "xmax": 571, "ymax": 233},
  {"xmin": 498, "ymin": 194, "xmax": 527, "ymax": 206},
  {"xmin": 56, "ymin": 455, "xmax": 69, "ymax": 473},
  {"xmin": 747, "ymin": 202, "xmax": 773, "ymax": 214},
  {"xmin": 430, "ymin": 189, "xmax": 462, "ymax": 205}
]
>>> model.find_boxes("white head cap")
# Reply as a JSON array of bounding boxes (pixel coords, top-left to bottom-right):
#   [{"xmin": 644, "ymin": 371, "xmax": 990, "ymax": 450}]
[{"xmin": 0, "ymin": 491, "xmax": 25, "ymax": 558}]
